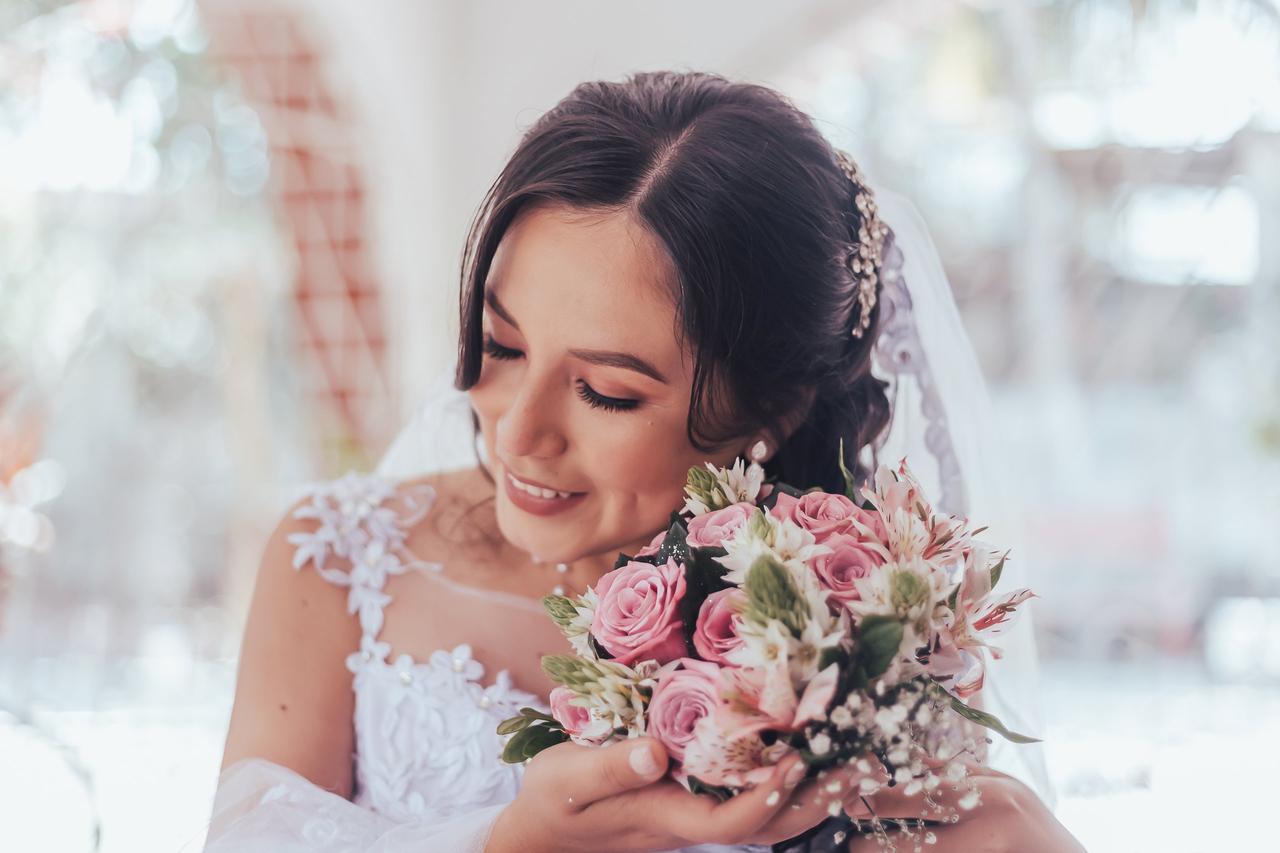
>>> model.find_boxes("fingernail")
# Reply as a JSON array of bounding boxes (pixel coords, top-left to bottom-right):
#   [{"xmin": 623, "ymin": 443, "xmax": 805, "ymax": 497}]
[
  {"xmin": 784, "ymin": 760, "xmax": 807, "ymax": 789},
  {"xmin": 629, "ymin": 743, "xmax": 659, "ymax": 778},
  {"xmin": 765, "ymin": 790, "xmax": 781, "ymax": 807}
]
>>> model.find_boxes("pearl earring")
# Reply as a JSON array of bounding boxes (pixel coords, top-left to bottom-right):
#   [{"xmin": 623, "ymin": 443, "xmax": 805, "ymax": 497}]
[{"xmin": 749, "ymin": 439, "xmax": 769, "ymax": 463}]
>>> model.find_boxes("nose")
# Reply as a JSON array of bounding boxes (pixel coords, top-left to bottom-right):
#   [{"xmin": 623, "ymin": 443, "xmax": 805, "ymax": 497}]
[{"xmin": 494, "ymin": 373, "xmax": 568, "ymax": 461}]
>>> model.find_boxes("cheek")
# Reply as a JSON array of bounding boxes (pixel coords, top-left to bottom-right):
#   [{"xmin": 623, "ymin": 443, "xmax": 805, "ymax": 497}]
[{"xmin": 586, "ymin": 417, "xmax": 702, "ymax": 504}]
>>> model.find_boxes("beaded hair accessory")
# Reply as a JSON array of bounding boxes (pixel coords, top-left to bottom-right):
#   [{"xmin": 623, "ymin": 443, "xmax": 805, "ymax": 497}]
[{"xmin": 835, "ymin": 150, "xmax": 890, "ymax": 339}]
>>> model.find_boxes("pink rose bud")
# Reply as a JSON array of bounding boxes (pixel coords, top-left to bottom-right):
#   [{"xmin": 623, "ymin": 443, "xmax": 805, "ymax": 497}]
[
  {"xmin": 771, "ymin": 491, "xmax": 885, "ymax": 543},
  {"xmin": 810, "ymin": 533, "xmax": 884, "ymax": 605},
  {"xmin": 692, "ymin": 588, "xmax": 748, "ymax": 664},
  {"xmin": 685, "ymin": 502, "xmax": 756, "ymax": 549},
  {"xmin": 548, "ymin": 686, "xmax": 592, "ymax": 738}
]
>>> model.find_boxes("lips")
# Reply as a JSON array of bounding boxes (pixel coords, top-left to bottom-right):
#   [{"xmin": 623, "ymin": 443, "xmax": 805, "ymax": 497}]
[
  {"xmin": 504, "ymin": 467, "xmax": 584, "ymax": 498},
  {"xmin": 502, "ymin": 465, "xmax": 588, "ymax": 517}
]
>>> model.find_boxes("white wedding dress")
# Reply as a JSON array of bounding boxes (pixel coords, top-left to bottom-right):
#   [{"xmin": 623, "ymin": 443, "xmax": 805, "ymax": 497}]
[{"xmin": 204, "ymin": 470, "xmax": 770, "ymax": 853}]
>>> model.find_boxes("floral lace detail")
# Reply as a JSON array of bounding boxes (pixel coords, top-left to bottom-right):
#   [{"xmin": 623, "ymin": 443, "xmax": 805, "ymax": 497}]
[
  {"xmin": 288, "ymin": 471, "xmax": 546, "ymax": 823},
  {"xmin": 351, "ymin": 642, "xmax": 543, "ymax": 821},
  {"xmin": 288, "ymin": 472, "xmax": 440, "ymax": 639}
]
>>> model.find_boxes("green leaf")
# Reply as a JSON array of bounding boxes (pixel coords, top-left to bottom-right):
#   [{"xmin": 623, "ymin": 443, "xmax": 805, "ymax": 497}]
[
  {"xmin": 523, "ymin": 724, "xmax": 570, "ymax": 758},
  {"xmin": 817, "ymin": 646, "xmax": 845, "ymax": 672},
  {"xmin": 837, "ymin": 438, "xmax": 859, "ymax": 501},
  {"xmin": 588, "ymin": 633, "xmax": 613, "ymax": 660},
  {"xmin": 857, "ymin": 615, "xmax": 904, "ymax": 678},
  {"xmin": 687, "ymin": 775, "xmax": 735, "ymax": 802},
  {"xmin": 519, "ymin": 707, "xmax": 557, "ymax": 722},
  {"xmin": 844, "ymin": 662, "xmax": 869, "ymax": 692},
  {"xmin": 496, "ymin": 715, "xmax": 532, "ymax": 736},
  {"xmin": 690, "ymin": 546, "xmax": 729, "ymax": 589},
  {"xmin": 677, "ymin": 546, "xmax": 731, "ymax": 656},
  {"xmin": 948, "ymin": 696, "xmax": 1041, "ymax": 744},
  {"xmin": 655, "ymin": 515, "xmax": 691, "ymax": 567},
  {"xmin": 500, "ymin": 722, "xmax": 570, "ymax": 764}
]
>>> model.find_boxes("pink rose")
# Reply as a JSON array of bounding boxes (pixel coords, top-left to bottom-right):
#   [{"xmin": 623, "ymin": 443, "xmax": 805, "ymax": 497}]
[
  {"xmin": 685, "ymin": 502, "xmax": 756, "ymax": 549},
  {"xmin": 810, "ymin": 533, "xmax": 885, "ymax": 605},
  {"xmin": 692, "ymin": 588, "xmax": 748, "ymax": 664},
  {"xmin": 590, "ymin": 557, "xmax": 688, "ymax": 665},
  {"xmin": 646, "ymin": 658, "xmax": 722, "ymax": 762},
  {"xmin": 548, "ymin": 686, "xmax": 592, "ymax": 738},
  {"xmin": 771, "ymin": 490, "xmax": 885, "ymax": 543}
]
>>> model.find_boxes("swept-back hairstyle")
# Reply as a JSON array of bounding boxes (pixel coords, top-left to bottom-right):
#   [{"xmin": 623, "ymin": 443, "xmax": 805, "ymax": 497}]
[{"xmin": 455, "ymin": 70, "xmax": 891, "ymax": 494}]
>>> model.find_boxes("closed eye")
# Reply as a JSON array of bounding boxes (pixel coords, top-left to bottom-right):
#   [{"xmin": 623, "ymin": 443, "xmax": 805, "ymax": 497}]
[
  {"xmin": 575, "ymin": 380, "xmax": 639, "ymax": 413},
  {"xmin": 481, "ymin": 334, "xmax": 640, "ymax": 413},
  {"xmin": 481, "ymin": 334, "xmax": 522, "ymax": 361}
]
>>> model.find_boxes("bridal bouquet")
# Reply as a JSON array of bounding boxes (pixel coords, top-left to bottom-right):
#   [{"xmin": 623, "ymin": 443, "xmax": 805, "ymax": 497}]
[{"xmin": 498, "ymin": 443, "xmax": 1037, "ymax": 832}]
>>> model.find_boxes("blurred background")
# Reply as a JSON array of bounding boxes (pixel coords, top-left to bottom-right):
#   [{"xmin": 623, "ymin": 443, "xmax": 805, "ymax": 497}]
[{"xmin": 1, "ymin": 0, "xmax": 1277, "ymax": 850}]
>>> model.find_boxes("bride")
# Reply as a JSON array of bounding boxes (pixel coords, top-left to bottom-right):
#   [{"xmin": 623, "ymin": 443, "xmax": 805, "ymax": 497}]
[{"xmin": 205, "ymin": 71, "xmax": 1084, "ymax": 852}]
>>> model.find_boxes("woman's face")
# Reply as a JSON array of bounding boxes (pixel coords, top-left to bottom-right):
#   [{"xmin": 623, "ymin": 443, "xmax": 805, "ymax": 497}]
[{"xmin": 467, "ymin": 202, "xmax": 744, "ymax": 566}]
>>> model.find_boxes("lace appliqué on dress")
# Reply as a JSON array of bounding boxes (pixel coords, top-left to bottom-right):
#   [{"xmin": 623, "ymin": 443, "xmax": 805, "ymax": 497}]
[
  {"xmin": 287, "ymin": 472, "xmax": 439, "ymax": 640},
  {"xmin": 287, "ymin": 472, "xmax": 544, "ymax": 824}
]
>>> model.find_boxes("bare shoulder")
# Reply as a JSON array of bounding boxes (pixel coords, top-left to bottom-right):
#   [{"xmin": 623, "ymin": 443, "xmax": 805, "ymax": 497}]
[
  {"xmin": 217, "ymin": 467, "xmax": 501, "ymax": 798},
  {"xmin": 217, "ymin": 488, "xmax": 365, "ymax": 796}
]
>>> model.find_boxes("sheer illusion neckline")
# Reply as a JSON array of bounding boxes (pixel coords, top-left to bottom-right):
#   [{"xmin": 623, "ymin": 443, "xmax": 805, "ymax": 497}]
[
  {"xmin": 285, "ymin": 471, "xmax": 556, "ymax": 699},
  {"xmin": 413, "ymin": 561, "xmax": 553, "ymax": 617}
]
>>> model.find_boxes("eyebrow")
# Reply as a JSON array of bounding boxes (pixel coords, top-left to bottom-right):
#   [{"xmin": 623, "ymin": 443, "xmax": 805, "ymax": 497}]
[{"xmin": 484, "ymin": 289, "xmax": 669, "ymax": 384}]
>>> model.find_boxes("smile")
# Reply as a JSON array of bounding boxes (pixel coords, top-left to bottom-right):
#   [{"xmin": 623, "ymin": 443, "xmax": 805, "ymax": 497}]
[
  {"xmin": 506, "ymin": 471, "xmax": 579, "ymax": 498},
  {"xmin": 502, "ymin": 468, "xmax": 588, "ymax": 517}
]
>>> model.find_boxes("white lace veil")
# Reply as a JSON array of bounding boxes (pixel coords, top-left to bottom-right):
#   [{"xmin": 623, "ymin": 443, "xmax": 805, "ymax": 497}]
[
  {"xmin": 869, "ymin": 190, "xmax": 1055, "ymax": 809},
  {"xmin": 374, "ymin": 186, "xmax": 1056, "ymax": 809}
]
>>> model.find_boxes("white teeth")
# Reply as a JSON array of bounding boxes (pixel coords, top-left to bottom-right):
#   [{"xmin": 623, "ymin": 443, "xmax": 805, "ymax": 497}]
[{"xmin": 507, "ymin": 472, "xmax": 574, "ymax": 499}]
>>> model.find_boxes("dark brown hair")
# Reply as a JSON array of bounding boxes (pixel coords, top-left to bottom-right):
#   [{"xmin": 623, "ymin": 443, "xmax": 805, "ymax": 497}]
[{"xmin": 455, "ymin": 70, "xmax": 891, "ymax": 494}]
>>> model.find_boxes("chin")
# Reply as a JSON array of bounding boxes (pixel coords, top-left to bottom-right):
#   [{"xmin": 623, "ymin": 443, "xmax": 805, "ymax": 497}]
[{"xmin": 495, "ymin": 500, "xmax": 582, "ymax": 563}]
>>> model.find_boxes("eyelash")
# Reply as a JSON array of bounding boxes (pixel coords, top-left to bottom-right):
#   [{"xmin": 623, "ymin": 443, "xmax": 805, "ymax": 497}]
[{"xmin": 481, "ymin": 334, "xmax": 640, "ymax": 413}]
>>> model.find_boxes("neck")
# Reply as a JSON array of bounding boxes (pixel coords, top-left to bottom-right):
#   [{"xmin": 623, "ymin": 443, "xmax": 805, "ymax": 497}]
[{"xmin": 533, "ymin": 528, "xmax": 661, "ymax": 595}]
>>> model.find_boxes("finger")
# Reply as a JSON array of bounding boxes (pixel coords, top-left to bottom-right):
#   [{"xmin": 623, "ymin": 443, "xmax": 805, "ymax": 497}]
[
  {"xmin": 745, "ymin": 764, "xmax": 866, "ymax": 844},
  {"xmin": 667, "ymin": 755, "xmax": 808, "ymax": 845},
  {"xmin": 537, "ymin": 738, "xmax": 670, "ymax": 809}
]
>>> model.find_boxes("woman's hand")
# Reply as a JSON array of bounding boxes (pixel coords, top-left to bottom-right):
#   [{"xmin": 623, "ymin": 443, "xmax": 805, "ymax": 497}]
[
  {"xmin": 841, "ymin": 760, "xmax": 1085, "ymax": 853},
  {"xmin": 485, "ymin": 737, "xmax": 866, "ymax": 853}
]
